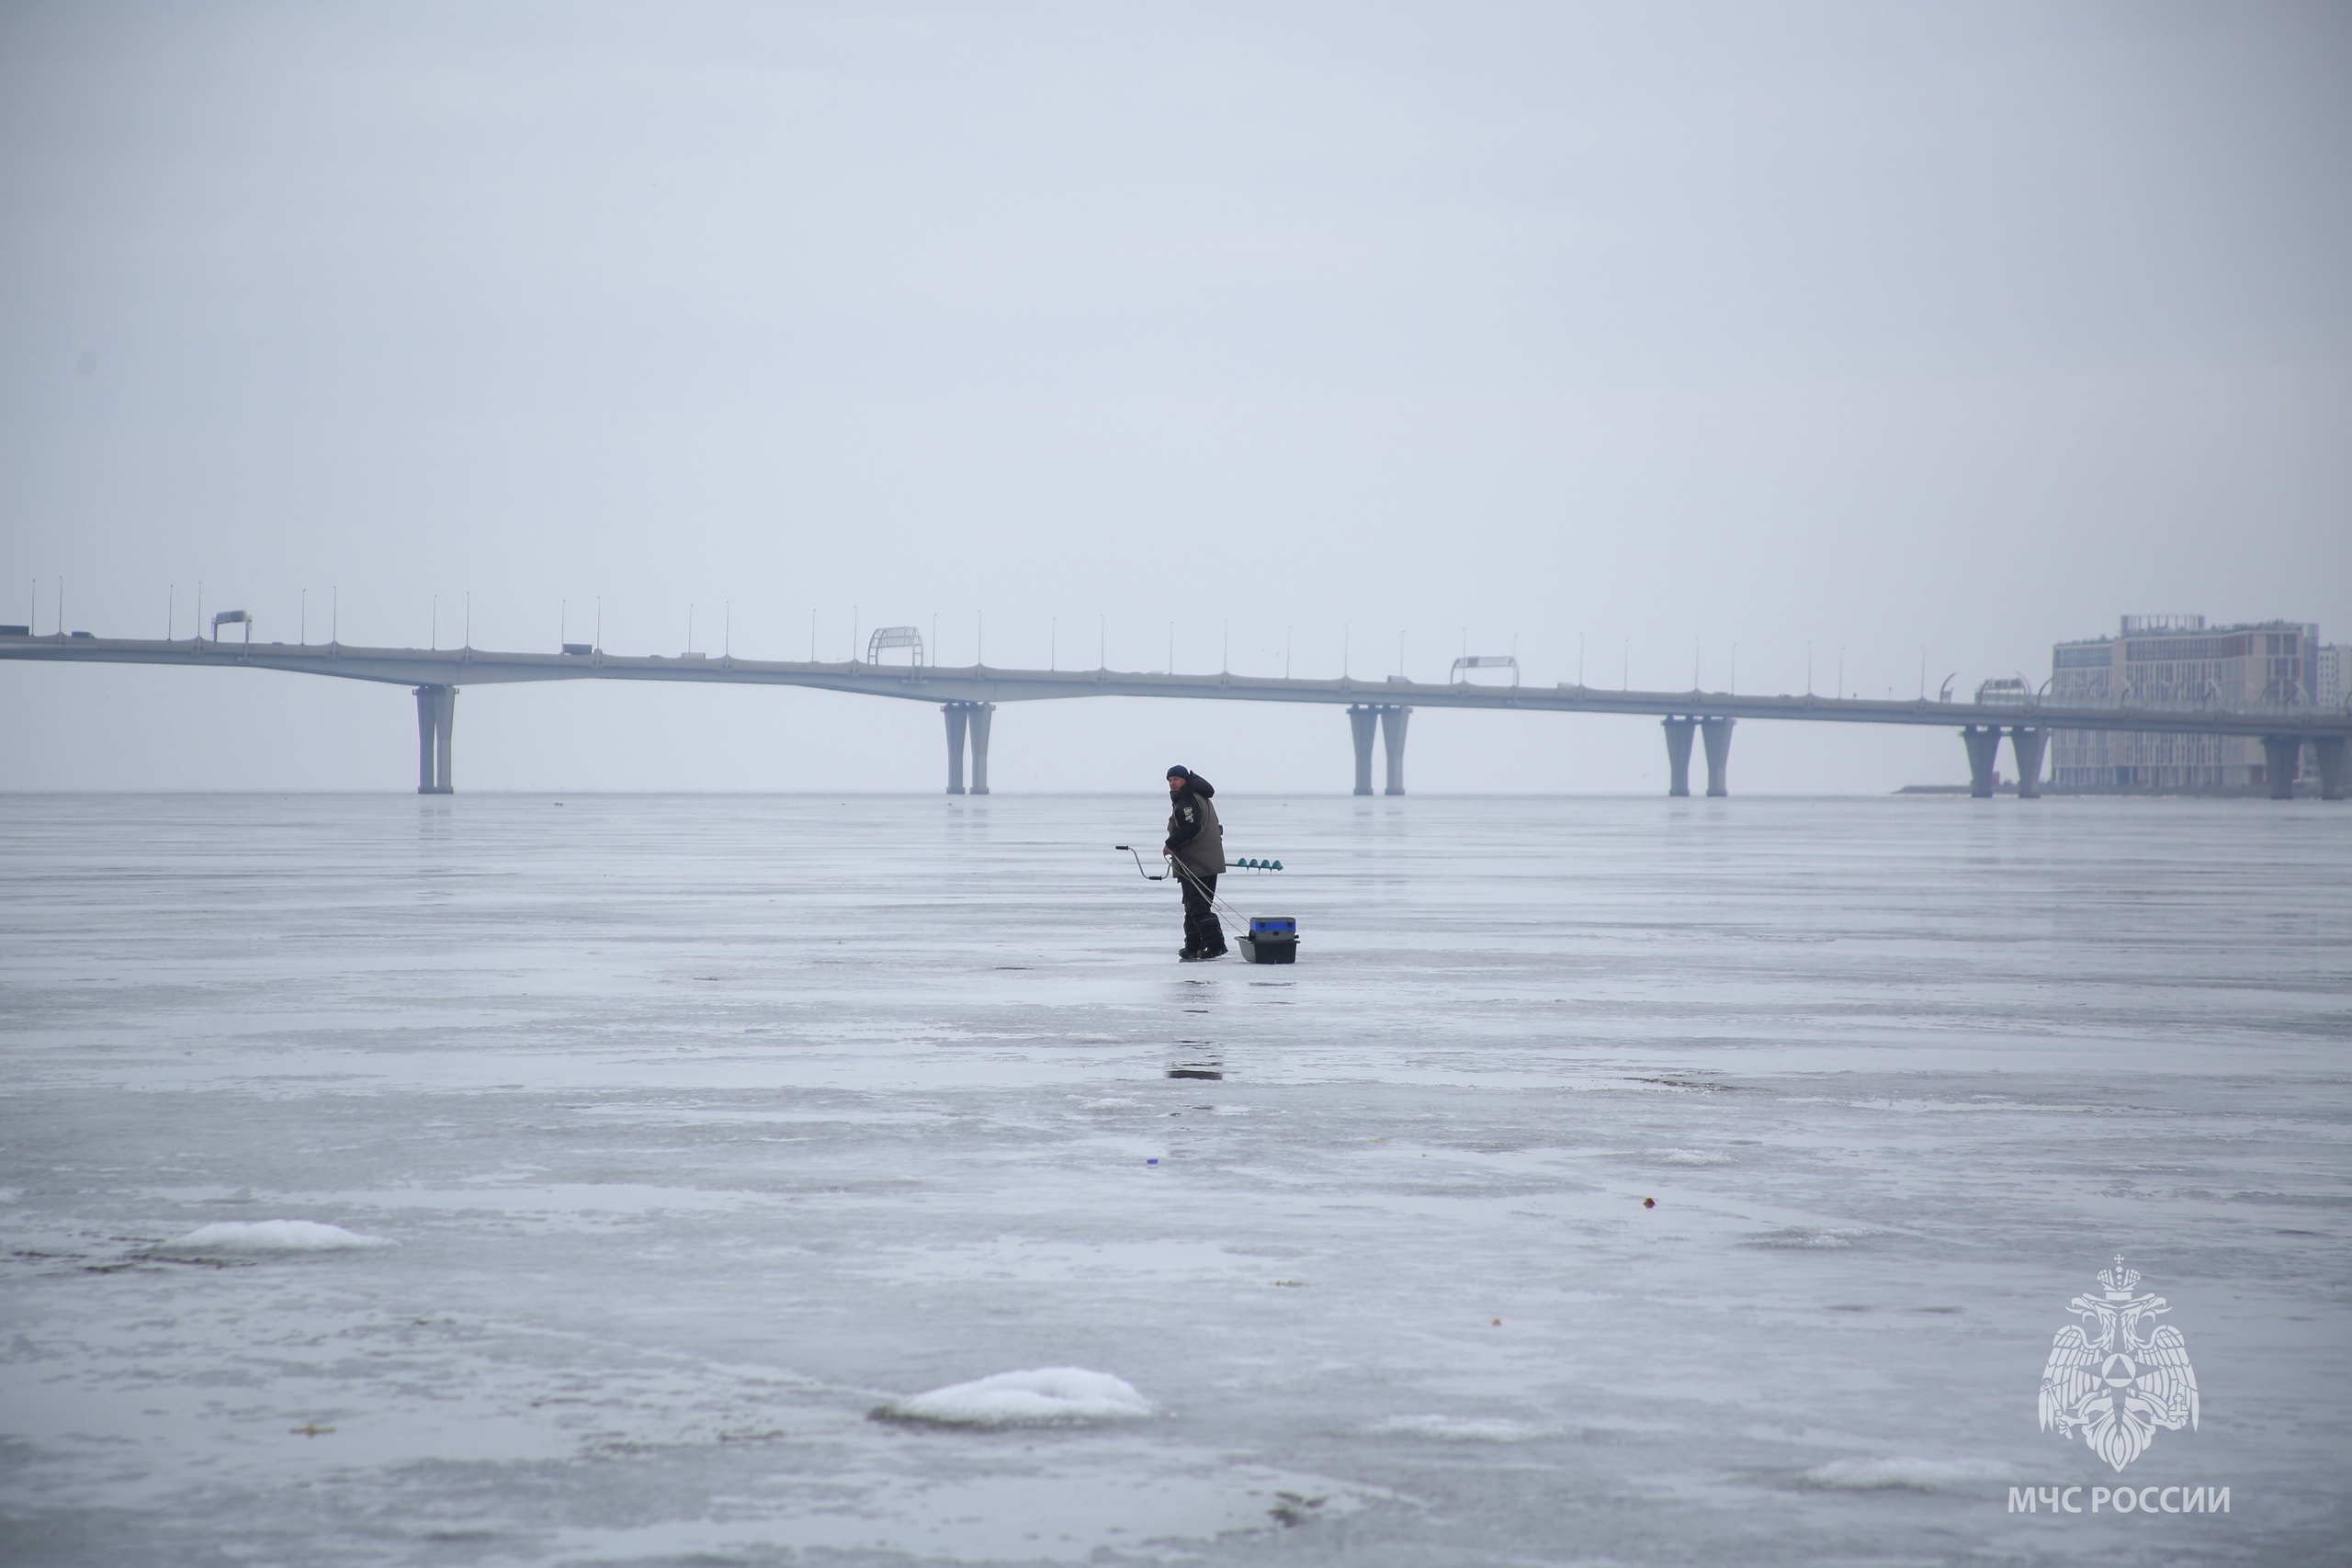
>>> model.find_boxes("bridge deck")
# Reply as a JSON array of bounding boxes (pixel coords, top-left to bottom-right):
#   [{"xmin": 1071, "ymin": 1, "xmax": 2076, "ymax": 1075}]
[{"xmin": 7, "ymin": 635, "xmax": 2349, "ymax": 739}]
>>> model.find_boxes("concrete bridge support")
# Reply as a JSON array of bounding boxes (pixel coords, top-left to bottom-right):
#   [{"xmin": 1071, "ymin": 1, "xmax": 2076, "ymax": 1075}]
[
  {"xmin": 968, "ymin": 703, "xmax": 993, "ymax": 795},
  {"xmin": 943, "ymin": 702, "xmax": 994, "ymax": 795},
  {"xmin": 1348, "ymin": 705, "xmax": 1378, "ymax": 795},
  {"xmin": 1381, "ymin": 705, "xmax": 1410, "ymax": 795},
  {"xmin": 2261, "ymin": 737, "xmax": 2300, "ymax": 799},
  {"xmin": 2009, "ymin": 727, "xmax": 2047, "ymax": 799},
  {"xmin": 1662, "ymin": 716, "xmax": 1696, "ymax": 797},
  {"xmin": 1700, "ymin": 717, "xmax": 1734, "ymax": 796},
  {"xmin": 2314, "ymin": 737, "xmax": 2346, "ymax": 801},
  {"xmin": 1961, "ymin": 726, "xmax": 2002, "ymax": 797},
  {"xmin": 413, "ymin": 685, "xmax": 455, "ymax": 795},
  {"xmin": 942, "ymin": 705, "xmax": 969, "ymax": 794}
]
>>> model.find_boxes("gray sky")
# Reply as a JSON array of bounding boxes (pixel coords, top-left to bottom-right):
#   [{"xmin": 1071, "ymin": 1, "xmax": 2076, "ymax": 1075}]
[{"xmin": 4, "ymin": 2, "xmax": 2347, "ymax": 793}]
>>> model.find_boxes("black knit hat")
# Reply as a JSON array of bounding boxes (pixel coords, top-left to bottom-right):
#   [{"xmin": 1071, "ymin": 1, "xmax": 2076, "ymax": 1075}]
[{"xmin": 1166, "ymin": 765, "xmax": 1190, "ymax": 780}]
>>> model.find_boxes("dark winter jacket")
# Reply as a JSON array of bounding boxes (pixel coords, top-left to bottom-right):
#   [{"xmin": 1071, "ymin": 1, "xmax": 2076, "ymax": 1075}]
[{"xmin": 1164, "ymin": 777, "xmax": 1226, "ymax": 875}]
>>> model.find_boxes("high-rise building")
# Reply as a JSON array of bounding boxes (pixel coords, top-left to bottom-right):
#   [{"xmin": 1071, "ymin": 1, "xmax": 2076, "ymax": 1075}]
[
  {"xmin": 2321, "ymin": 643, "xmax": 2350, "ymax": 709},
  {"xmin": 2049, "ymin": 615, "xmax": 2327, "ymax": 791}
]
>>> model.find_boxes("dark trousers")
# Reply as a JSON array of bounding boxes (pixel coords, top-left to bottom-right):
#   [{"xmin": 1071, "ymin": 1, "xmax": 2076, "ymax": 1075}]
[{"xmin": 1179, "ymin": 869, "xmax": 1222, "ymax": 953}]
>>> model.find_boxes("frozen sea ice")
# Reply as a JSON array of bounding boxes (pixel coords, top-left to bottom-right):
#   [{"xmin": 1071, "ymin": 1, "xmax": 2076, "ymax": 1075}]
[
  {"xmin": 1801, "ymin": 1458, "xmax": 2015, "ymax": 1491},
  {"xmin": 167, "ymin": 1220, "xmax": 392, "ymax": 1251},
  {"xmin": 876, "ymin": 1367, "xmax": 1156, "ymax": 1427}
]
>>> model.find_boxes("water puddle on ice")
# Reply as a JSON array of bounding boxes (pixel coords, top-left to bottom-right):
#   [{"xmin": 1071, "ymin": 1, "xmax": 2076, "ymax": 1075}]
[
  {"xmin": 1166, "ymin": 1042, "xmax": 1224, "ymax": 1079},
  {"xmin": 1161, "ymin": 1043, "xmax": 1223, "ymax": 1081}
]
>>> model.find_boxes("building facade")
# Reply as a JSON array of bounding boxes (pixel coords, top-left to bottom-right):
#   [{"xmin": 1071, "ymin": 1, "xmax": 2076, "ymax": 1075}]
[
  {"xmin": 2322, "ymin": 643, "xmax": 2350, "ymax": 710},
  {"xmin": 2049, "ymin": 615, "xmax": 2332, "ymax": 791}
]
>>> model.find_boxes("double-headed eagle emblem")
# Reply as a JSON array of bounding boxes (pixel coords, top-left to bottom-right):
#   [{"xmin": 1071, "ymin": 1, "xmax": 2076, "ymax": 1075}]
[{"xmin": 2039, "ymin": 1256, "xmax": 2199, "ymax": 1472}]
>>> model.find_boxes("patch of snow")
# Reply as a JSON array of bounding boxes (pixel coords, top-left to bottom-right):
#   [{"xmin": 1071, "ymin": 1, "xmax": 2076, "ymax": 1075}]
[
  {"xmin": 876, "ymin": 1368, "xmax": 1154, "ymax": 1427},
  {"xmin": 1649, "ymin": 1148, "xmax": 1731, "ymax": 1165},
  {"xmin": 1369, "ymin": 1415, "xmax": 1552, "ymax": 1442},
  {"xmin": 1801, "ymin": 1457, "xmax": 2013, "ymax": 1490},
  {"xmin": 1743, "ymin": 1227, "xmax": 1858, "ymax": 1249},
  {"xmin": 169, "ymin": 1220, "xmax": 392, "ymax": 1251}
]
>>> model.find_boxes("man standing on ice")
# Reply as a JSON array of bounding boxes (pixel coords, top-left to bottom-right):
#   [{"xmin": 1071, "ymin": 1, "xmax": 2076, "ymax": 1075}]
[{"xmin": 1162, "ymin": 765, "xmax": 1227, "ymax": 961}]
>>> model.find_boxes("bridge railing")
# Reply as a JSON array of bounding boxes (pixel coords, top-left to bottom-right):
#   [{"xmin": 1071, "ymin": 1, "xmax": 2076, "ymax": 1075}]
[{"xmin": 1971, "ymin": 694, "xmax": 2352, "ymax": 720}]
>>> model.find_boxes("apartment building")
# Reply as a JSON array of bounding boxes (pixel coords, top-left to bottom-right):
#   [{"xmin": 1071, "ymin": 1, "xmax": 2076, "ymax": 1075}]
[{"xmin": 2049, "ymin": 615, "xmax": 2334, "ymax": 791}]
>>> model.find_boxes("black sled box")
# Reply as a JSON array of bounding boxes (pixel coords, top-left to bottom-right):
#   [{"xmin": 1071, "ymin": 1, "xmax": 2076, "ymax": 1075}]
[{"xmin": 1238, "ymin": 916, "xmax": 1297, "ymax": 964}]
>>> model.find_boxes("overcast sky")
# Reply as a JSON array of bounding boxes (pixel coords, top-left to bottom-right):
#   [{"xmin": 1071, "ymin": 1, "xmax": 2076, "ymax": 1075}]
[{"xmin": 4, "ymin": 2, "xmax": 2346, "ymax": 794}]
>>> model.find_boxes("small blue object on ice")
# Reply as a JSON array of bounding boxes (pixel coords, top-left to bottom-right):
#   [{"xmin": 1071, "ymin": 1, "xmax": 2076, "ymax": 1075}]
[{"xmin": 1147, "ymin": 1158, "xmax": 1159, "ymax": 1166}]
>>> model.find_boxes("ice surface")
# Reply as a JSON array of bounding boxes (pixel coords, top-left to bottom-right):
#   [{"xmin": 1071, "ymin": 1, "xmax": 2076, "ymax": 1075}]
[
  {"xmin": 1, "ymin": 792, "xmax": 2348, "ymax": 1566},
  {"xmin": 877, "ymin": 1367, "xmax": 1155, "ymax": 1427},
  {"xmin": 1366, "ymin": 1414, "xmax": 1554, "ymax": 1442},
  {"xmin": 168, "ymin": 1220, "xmax": 392, "ymax": 1251},
  {"xmin": 1802, "ymin": 1458, "xmax": 2018, "ymax": 1490}
]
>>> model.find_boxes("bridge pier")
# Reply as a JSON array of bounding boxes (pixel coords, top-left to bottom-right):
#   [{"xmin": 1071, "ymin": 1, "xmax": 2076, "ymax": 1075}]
[
  {"xmin": 1961, "ymin": 726, "xmax": 2002, "ymax": 797},
  {"xmin": 944, "ymin": 702, "xmax": 994, "ymax": 795},
  {"xmin": 1662, "ymin": 716, "xmax": 1696, "ymax": 796},
  {"xmin": 942, "ymin": 705, "xmax": 968, "ymax": 794},
  {"xmin": 2261, "ymin": 737, "xmax": 2299, "ymax": 799},
  {"xmin": 1381, "ymin": 705, "xmax": 1409, "ymax": 795},
  {"xmin": 413, "ymin": 685, "xmax": 455, "ymax": 794},
  {"xmin": 2314, "ymin": 737, "xmax": 2346, "ymax": 801},
  {"xmin": 2009, "ymin": 727, "xmax": 2046, "ymax": 799},
  {"xmin": 1348, "ymin": 705, "xmax": 1378, "ymax": 795},
  {"xmin": 1700, "ymin": 716, "xmax": 1734, "ymax": 796},
  {"xmin": 969, "ymin": 703, "xmax": 993, "ymax": 795}
]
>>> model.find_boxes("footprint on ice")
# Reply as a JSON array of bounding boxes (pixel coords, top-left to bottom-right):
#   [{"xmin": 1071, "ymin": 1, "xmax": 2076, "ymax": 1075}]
[
  {"xmin": 166, "ymin": 1221, "xmax": 392, "ymax": 1252},
  {"xmin": 873, "ymin": 1367, "xmax": 1154, "ymax": 1427}
]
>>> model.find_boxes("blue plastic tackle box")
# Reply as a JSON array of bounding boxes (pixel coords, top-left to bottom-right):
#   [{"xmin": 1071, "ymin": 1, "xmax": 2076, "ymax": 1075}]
[{"xmin": 1239, "ymin": 916, "xmax": 1297, "ymax": 964}]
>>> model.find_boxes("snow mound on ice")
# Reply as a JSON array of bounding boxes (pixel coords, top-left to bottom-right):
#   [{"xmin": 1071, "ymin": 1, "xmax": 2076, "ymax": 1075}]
[
  {"xmin": 170, "ymin": 1220, "xmax": 392, "ymax": 1252},
  {"xmin": 1370, "ymin": 1415, "xmax": 1551, "ymax": 1442},
  {"xmin": 1801, "ymin": 1457, "xmax": 2012, "ymax": 1491},
  {"xmin": 1649, "ymin": 1148, "xmax": 1732, "ymax": 1166},
  {"xmin": 876, "ymin": 1367, "xmax": 1154, "ymax": 1427}
]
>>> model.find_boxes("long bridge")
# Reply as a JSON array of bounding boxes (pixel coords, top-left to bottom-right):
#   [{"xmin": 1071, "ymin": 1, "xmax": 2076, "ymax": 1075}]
[{"xmin": 5, "ymin": 630, "xmax": 2347, "ymax": 799}]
